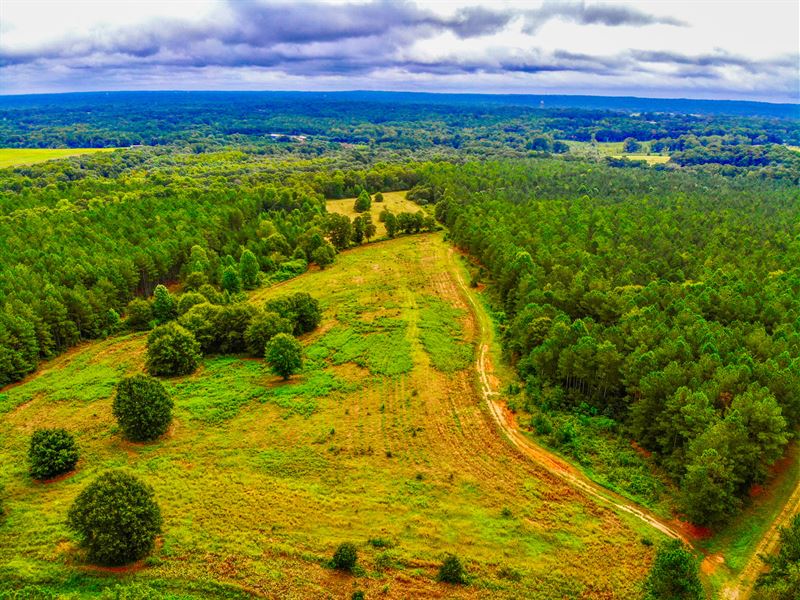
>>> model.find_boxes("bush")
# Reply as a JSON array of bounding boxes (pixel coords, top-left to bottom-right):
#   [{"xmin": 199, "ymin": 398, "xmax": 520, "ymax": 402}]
[
  {"xmin": 113, "ymin": 374, "xmax": 173, "ymax": 442},
  {"xmin": 351, "ymin": 592, "xmax": 365, "ymax": 600},
  {"xmin": 179, "ymin": 302, "xmax": 222, "ymax": 353},
  {"xmin": 126, "ymin": 298, "xmax": 152, "ymax": 331},
  {"xmin": 215, "ymin": 303, "xmax": 257, "ymax": 354},
  {"xmin": 265, "ymin": 292, "xmax": 322, "ymax": 335},
  {"xmin": 373, "ymin": 191, "xmax": 384, "ymax": 202},
  {"xmin": 265, "ymin": 333, "xmax": 303, "ymax": 380},
  {"xmin": 67, "ymin": 470, "xmax": 162, "ymax": 566},
  {"xmin": 28, "ymin": 428, "xmax": 79, "ymax": 480},
  {"xmin": 332, "ymin": 542, "xmax": 358, "ymax": 571},
  {"xmin": 145, "ymin": 322, "xmax": 201, "ymax": 376},
  {"xmin": 354, "ymin": 190, "xmax": 371, "ymax": 213},
  {"xmin": 244, "ymin": 311, "xmax": 292, "ymax": 357},
  {"xmin": 311, "ymin": 244, "xmax": 336, "ymax": 269},
  {"xmin": 437, "ymin": 553, "xmax": 466, "ymax": 584}
]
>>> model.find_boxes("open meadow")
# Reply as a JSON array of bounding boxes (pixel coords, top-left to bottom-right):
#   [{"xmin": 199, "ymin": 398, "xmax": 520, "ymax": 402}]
[
  {"xmin": 0, "ymin": 148, "xmax": 118, "ymax": 168},
  {"xmin": 0, "ymin": 233, "xmax": 659, "ymax": 599}
]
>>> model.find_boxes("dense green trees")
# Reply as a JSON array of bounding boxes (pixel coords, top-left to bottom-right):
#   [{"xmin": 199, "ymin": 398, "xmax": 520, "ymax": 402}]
[
  {"xmin": 113, "ymin": 375, "xmax": 173, "ymax": 441},
  {"xmin": 264, "ymin": 293, "xmax": 322, "ymax": 336},
  {"xmin": 265, "ymin": 333, "xmax": 303, "ymax": 380},
  {"xmin": 431, "ymin": 158, "xmax": 800, "ymax": 524},
  {"xmin": 28, "ymin": 429, "xmax": 80, "ymax": 480},
  {"xmin": 67, "ymin": 471, "xmax": 162, "ymax": 566}
]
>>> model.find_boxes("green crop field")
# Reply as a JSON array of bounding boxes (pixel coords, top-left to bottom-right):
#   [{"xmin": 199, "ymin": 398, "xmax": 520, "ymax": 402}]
[
  {"xmin": 0, "ymin": 148, "xmax": 118, "ymax": 168},
  {"xmin": 0, "ymin": 233, "xmax": 658, "ymax": 599},
  {"xmin": 565, "ymin": 140, "xmax": 671, "ymax": 164}
]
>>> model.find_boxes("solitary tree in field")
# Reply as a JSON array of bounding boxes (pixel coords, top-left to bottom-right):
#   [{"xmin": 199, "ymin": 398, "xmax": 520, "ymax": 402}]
[
  {"xmin": 113, "ymin": 374, "xmax": 173, "ymax": 442},
  {"xmin": 623, "ymin": 137, "xmax": 642, "ymax": 153},
  {"xmin": 265, "ymin": 333, "xmax": 303, "ymax": 380},
  {"xmin": 362, "ymin": 213, "xmax": 376, "ymax": 241},
  {"xmin": 354, "ymin": 190, "xmax": 371, "ymax": 213},
  {"xmin": 373, "ymin": 191, "xmax": 384, "ymax": 202},
  {"xmin": 67, "ymin": 471, "xmax": 162, "ymax": 566},
  {"xmin": 152, "ymin": 285, "xmax": 176, "ymax": 323},
  {"xmin": 239, "ymin": 249, "xmax": 260, "ymax": 290},
  {"xmin": 332, "ymin": 542, "xmax": 358, "ymax": 571},
  {"xmin": 28, "ymin": 428, "xmax": 80, "ymax": 480},
  {"xmin": 221, "ymin": 265, "xmax": 242, "ymax": 294}
]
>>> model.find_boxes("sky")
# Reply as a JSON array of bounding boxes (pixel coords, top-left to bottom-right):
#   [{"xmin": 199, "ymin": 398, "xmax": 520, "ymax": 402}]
[{"xmin": 0, "ymin": 0, "xmax": 798, "ymax": 103}]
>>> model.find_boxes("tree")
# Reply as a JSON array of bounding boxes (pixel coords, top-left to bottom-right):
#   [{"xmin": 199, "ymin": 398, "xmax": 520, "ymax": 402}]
[
  {"xmin": 145, "ymin": 322, "xmax": 201, "ymax": 376},
  {"xmin": 644, "ymin": 540, "xmax": 702, "ymax": 600},
  {"xmin": 373, "ymin": 191, "xmax": 384, "ymax": 202},
  {"xmin": 176, "ymin": 292, "xmax": 207, "ymax": 316},
  {"xmin": 384, "ymin": 212, "xmax": 398, "ymax": 238},
  {"xmin": 352, "ymin": 216, "xmax": 365, "ymax": 244},
  {"xmin": 311, "ymin": 243, "xmax": 336, "ymax": 269},
  {"xmin": 354, "ymin": 190, "xmax": 371, "ymax": 213},
  {"xmin": 265, "ymin": 333, "xmax": 303, "ymax": 380},
  {"xmin": 67, "ymin": 471, "xmax": 162, "ymax": 566},
  {"xmin": 363, "ymin": 213, "xmax": 377, "ymax": 241},
  {"xmin": 324, "ymin": 213, "xmax": 352, "ymax": 251},
  {"xmin": 221, "ymin": 265, "xmax": 242, "ymax": 294},
  {"xmin": 265, "ymin": 293, "xmax": 321, "ymax": 336},
  {"xmin": 239, "ymin": 249, "xmax": 260, "ymax": 290},
  {"xmin": 332, "ymin": 542, "xmax": 358, "ymax": 571},
  {"xmin": 28, "ymin": 428, "xmax": 79, "ymax": 480},
  {"xmin": 179, "ymin": 302, "xmax": 222, "ymax": 354},
  {"xmin": 113, "ymin": 374, "xmax": 173, "ymax": 442},
  {"xmin": 151, "ymin": 285, "xmax": 176, "ymax": 324},
  {"xmin": 623, "ymin": 137, "xmax": 642, "ymax": 153},
  {"xmin": 126, "ymin": 298, "xmax": 152, "ymax": 331},
  {"xmin": 245, "ymin": 311, "xmax": 292, "ymax": 357},
  {"xmin": 437, "ymin": 553, "xmax": 466, "ymax": 584},
  {"xmin": 188, "ymin": 245, "xmax": 210, "ymax": 274}
]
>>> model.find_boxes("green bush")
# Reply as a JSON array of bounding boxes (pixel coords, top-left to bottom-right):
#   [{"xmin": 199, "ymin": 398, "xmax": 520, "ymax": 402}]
[
  {"xmin": 332, "ymin": 542, "xmax": 358, "ymax": 571},
  {"xmin": 28, "ymin": 428, "xmax": 79, "ymax": 480},
  {"xmin": 152, "ymin": 285, "xmax": 177, "ymax": 323},
  {"xmin": 265, "ymin": 292, "xmax": 321, "ymax": 335},
  {"xmin": 145, "ymin": 322, "xmax": 201, "ymax": 376},
  {"xmin": 644, "ymin": 540, "xmax": 702, "ymax": 600},
  {"xmin": 176, "ymin": 292, "xmax": 207, "ymax": 316},
  {"xmin": 67, "ymin": 471, "xmax": 162, "ymax": 566},
  {"xmin": 113, "ymin": 374, "xmax": 173, "ymax": 442},
  {"xmin": 437, "ymin": 553, "xmax": 466, "ymax": 584}
]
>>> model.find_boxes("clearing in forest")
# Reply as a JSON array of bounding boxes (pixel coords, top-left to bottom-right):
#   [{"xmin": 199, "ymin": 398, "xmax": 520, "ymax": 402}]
[
  {"xmin": 0, "ymin": 148, "xmax": 118, "ymax": 168},
  {"xmin": 0, "ymin": 234, "xmax": 659, "ymax": 599},
  {"xmin": 326, "ymin": 191, "xmax": 422, "ymax": 237}
]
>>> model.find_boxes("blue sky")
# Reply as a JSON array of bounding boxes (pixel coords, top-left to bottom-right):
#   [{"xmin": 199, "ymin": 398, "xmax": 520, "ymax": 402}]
[{"xmin": 1, "ymin": 0, "xmax": 798, "ymax": 102}]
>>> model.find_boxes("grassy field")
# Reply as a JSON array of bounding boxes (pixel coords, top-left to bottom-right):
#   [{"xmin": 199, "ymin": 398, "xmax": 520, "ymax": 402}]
[
  {"xmin": 0, "ymin": 234, "xmax": 658, "ymax": 599},
  {"xmin": 326, "ymin": 191, "xmax": 423, "ymax": 237},
  {"xmin": 0, "ymin": 148, "xmax": 118, "ymax": 168},
  {"xmin": 566, "ymin": 141, "xmax": 671, "ymax": 164}
]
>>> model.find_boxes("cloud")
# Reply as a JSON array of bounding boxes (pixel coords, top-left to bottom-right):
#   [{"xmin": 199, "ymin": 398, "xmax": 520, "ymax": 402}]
[{"xmin": 0, "ymin": 0, "xmax": 795, "ymax": 102}]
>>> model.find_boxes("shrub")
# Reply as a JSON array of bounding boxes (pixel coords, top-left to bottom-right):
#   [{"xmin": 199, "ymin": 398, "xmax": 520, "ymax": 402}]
[
  {"xmin": 179, "ymin": 302, "xmax": 222, "ymax": 354},
  {"xmin": 265, "ymin": 333, "xmax": 303, "ymax": 380},
  {"xmin": 332, "ymin": 542, "xmax": 358, "ymax": 571},
  {"xmin": 221, "ymin": 265, "xmax": 241, "ymax": 294},
  {"xmin": 437, "ymin": 553, "xmax": 466, "ymax": 584},
  {"xmin": 244, "ymin": 311, "xmax": 292, "ymax": 356},
  {"xmin": 113, "ymin": 374, "xmax": 173, "ymax": 442},
  {"xmin": 354, "ymin": 190, "xmax": 371, "ymax": 213},
  {"xmin": 373, "ymin": 191, "xmax": 384, "ymax": 202},
  {"xmin": 67, "ymin": 471, "xmax": 162, "ymax": 566},
  {"xmin": 265, "ymin": 292, "xmax": 321, "ymax": 336},
  {"xmin": 351, "ymin": 592, "xmax": 365, "ymax": 600},
  {"xmin": 215, "ymin": 303, "xmax": 257, "ymax": 354},
  {"xmin": 145, "ymin": 322, "xmax": 201, "ymax": 376},
  {"xmin": 28, "ymin": 428, "xmax": 79, "ymax": 480},
  {"xmin": 126, "ymin": 298, "xmax": 152, "ymax": 331}
]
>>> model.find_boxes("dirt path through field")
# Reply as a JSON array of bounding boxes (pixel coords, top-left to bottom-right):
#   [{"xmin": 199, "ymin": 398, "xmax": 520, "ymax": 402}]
[{"xmin": 445, "ymin": 246, "xmax": 694, "ymax": 545}]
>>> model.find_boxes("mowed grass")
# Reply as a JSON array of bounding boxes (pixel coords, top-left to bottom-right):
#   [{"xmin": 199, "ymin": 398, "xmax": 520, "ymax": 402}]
[
  {"xmin": 566, "ymin": 140, "xmax": 671, "ymax": 164},
  {"xmin": 0, "ymin": 234, "xmax": 656, "ymax": 599},
  {"xmin": 326, "ymin": 190, "xmax": 423, "ymax": 237},
  {"xmin": 0, "ymin": 148, "xmax": 118, "ymax": 168}
]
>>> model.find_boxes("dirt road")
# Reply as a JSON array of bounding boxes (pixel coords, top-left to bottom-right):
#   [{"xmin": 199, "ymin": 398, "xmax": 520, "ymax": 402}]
[{"xmin": 446, "ymin": 247, "xmax": 692, "ymax": 545}]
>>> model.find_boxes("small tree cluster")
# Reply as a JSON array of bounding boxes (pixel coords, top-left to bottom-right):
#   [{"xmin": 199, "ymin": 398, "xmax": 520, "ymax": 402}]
[
  {"xmin": 264, "ymin": 292, "xmax": 322, "ymax": 336},
  {"xmin": 113, "ymin": 374, "xmax": 173, "ymax": 442},
  {"xmin": 126, "ymin": 298, "xmax": 153, "ymax": 331},
  {"xmin": 28, "ymin": 428, "xmax": 79, "ymax": 480},
  {"xmin": 245, "ymin": 311, "xmax": 292, "ymax": 356},
  {"xmin": 67, "ymin": 470, "xmax": 162, "ymax": 566}
]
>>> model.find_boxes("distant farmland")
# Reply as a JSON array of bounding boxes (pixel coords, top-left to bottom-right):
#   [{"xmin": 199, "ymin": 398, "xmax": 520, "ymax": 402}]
[{"xmin": 0, "ymin": 148, "xmax": 117, "ymax": 168}]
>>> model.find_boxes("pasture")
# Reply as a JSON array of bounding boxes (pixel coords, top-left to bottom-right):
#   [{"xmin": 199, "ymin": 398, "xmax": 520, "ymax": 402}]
[{"xmin": 0, "ymin": 148, "xmax": 118, "ymax": 168}]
